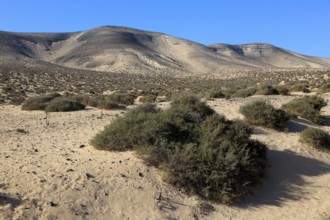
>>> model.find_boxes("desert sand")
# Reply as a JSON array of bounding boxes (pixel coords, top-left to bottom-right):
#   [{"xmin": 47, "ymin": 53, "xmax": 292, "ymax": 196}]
[{"xmin": 1, "ymin": 94, "xmax": 330, "ymax": 219}]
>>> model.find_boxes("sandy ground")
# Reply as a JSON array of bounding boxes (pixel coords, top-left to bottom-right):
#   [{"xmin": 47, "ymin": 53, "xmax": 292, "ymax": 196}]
[{"xmin": 1, "ymin": 94, "xmax": 330, "ymax": 220}]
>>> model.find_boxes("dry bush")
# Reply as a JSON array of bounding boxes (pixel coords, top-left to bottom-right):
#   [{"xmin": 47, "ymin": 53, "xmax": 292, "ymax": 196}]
[
  {"xmin": 240, "ymin": 100, "xmax": 289, "ymax": 129},
  {"xmin": 282, "ymin": 96, "xmax": 327, "ymax": 124},
  {"xmin": 300, "ymin": 128, "xmax": 330, "ymax": 150},
  {"xmin": 91, "ymin": 96, "xmax": 267, "ymax": 204}
]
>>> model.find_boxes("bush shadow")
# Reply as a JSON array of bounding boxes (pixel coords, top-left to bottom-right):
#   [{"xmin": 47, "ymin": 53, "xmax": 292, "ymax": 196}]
[
  {"xmin": 0, "ymin": 193, "xmax": 22, "ymax": 208},
  {"xmin": 322, "ymin": 116, "xmax": 330, "ymax": 126},
  {"xmin": 237, "ymin": 149, "xmax": 330, "ymax": 208},
  {"xmin": 285, "ymin": 117, "xmax": 316, "ymax": 133}
]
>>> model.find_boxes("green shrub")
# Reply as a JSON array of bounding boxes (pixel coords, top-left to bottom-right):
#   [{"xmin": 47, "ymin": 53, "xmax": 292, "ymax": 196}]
[
  {"xmin": 140, "ymin": 94, "xmax": 157, "ymax": 103},
  {"xmin": 208, "ymin": 89, "xmax": 225, "ymax": 99},
  {"xmin": 239, "ymin": 100, "xmax": 289, "ymax": 129},
  {"xmin": 232, "ymin": 87, "xmax": 257, "ymax": 98},
  {"xmin": 91, "ymin": 97, "xmax": 267, "ymax": 204},
  {"xmin": 222, "ymin": 89, "xmax": 237, "ymax": 99},
  {"xmin": 319, "ymin": 83, "xmax": 330, "ymax": 93},
  {"xmin": 66, "ymin": 94, "xmax": 91, "ymax": 106},
  {"xmin": 9, "ymin": 96, "xmax": 26, "ymax": 105},
  {"xmin": 131, "ymin": 103, "xmax": 159, "ymax": 114},
  {"xmin": 107, "ymin": 92, "xmax": 136, "ymax": 106},
  {"xmin": 300, "ymin": 128, "xmax": 330, "ymax": 150},
  {"xmin": 100, "ymin": 99, "xmax": 123, "ymax": 110},
  {"xmin": 21, "ymin": 93, "xmax": 61, "ymax": 110},
  {"xmin": 275, "ymin": 86, "xmax": 290, "ymax": 95},
  {"xmin": 282, "ymin": 96, "xmax": 327, "ymax": 124},
  {"xmin": 170, "ymin": 94, "xmax": 215, "ymax": 119},
  {"xmin": 289, "ymin": 84, "xmax": 310, "ymax": 93},
  {"xmin": 45, "ymin": 98, "xmax": 85, "ymax": 112},
  {"xmin": 255, "ymin": 85, "xmax": 279, "ymax": 95}
]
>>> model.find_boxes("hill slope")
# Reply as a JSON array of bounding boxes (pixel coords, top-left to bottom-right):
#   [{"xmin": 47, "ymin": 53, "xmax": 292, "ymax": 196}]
[{"xmin": 1, "ymin": 26, "xmax": 330, "ymax": 76}]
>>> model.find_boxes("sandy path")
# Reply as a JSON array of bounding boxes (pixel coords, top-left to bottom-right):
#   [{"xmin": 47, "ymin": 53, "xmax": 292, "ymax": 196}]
[{"xmin": 1, "ymin": 94, "xmax": 330, "ymax": 219}]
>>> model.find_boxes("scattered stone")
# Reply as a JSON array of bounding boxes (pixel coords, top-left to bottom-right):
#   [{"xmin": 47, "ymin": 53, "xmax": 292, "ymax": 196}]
[
  {"xmin": 16, "ymin": 128, "xmax": 28, "ymax": 134},
  {"xmin": 48, "ymin": 201, "xmax": 58, "ymax": 207},
  {"xmin": 67, "ymin": 169, "xmax": 74, "ymax": 172},
  {"xmin": 138, "ymin": 172, "xmax": 144, "ymax": 177},
  {"xmin": 79, "ymin": 144, "xmax": 86, "ymax": 148},
  {"xmin": 34, "ymin": 149, "xmax": 38, "ymax": 152},
  {"xmin": 86, "ymin": 173, "xmax": 95, "ymax": 179}
]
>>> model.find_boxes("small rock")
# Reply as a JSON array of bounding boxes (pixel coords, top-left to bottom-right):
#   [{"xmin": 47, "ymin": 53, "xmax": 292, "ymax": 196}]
[
  {"xmin": 79, "ymin": 144, "xmax": 86, "ymax": 148},
  {"xmin": 86, "ymin": 173, "xmax": 95, "ymax": 179},
  {"xmin": 48, "ymin": 201, "xmax": 58, "ymax": 207},
  {"xmin": 67, "ymin": 169, "xmax": 74, "ymax": 172},
  {"xmin": 34, "ymin": 149, "xmax": 38, "ymax": 152},
  {"xmin": 138, "ymin": 172, "xmax": 144, "ymax": 177}
]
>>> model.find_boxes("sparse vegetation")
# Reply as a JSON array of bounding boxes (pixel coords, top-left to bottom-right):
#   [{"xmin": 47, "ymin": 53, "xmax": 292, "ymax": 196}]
[
  {"xmin": 140, "ymin": 94, "xmax": 157, "ymax": 103},
  {"xmin": 319, "ymin": 83, "xmax": 330, "ymax": 93},
  {"xmin": 91, "ymin": 95, "xmax": 267, "ymax": 204},
  {"xmin": 255, "ymin": 85, "xmax": 279, "ymax": 95},
  {"xmin": 239, "ymin": 100, "xmax": 289, "ymax": 129},
  {"xmin": 300, "ymin": 128, "xmax": 330, "ymax": 150},
  {"xmin": 289, "ymin": 83, "xmax": 310, "ymax": 93},
  {"xmin": 231, "ymin": 87, "xmax": 257, "ymax": 98},
  {"xmin": 107, "ymin": 92, "xmax": 136, "ymax": 106},
  {"xmin": 275, "ymin": 85, "xmax": 290, "ymax": 95},
  {"xmin": 45, "ymin": 97, "xmax": 85, "ymax": 112},
  {"xmin": 282, "ymin": 96, "xmax": 327, "ymax": 124},
  {"xmin": 208, "ymin": 89, "xmax": 225, "ymax": 99},
  {"xmin": 21, "ymin": 93, "xmax": 61, "ymax": 110}
]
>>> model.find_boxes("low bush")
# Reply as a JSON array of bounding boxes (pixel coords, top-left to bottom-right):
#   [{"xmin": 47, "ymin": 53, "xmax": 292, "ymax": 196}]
[
  {"xmin": 91, "ymin": 95, "xmax": 267, "ymax": 204},
  {"xmin": 289, "ymin": 84, "xmax": 310, "ymax": 93},
  {"xmin": 65, "ymin": 94, "xmax": 91, "ymax": 106},
  {"xmin": 45, "ymin": 97, "xmax": 85, "ymax": 112},
  {"xmin": 282, "ymin": 96, "xmax": 327, "ymax": 124},
  {"xmin": 208, "ymin": 89, "xmax": 225, "ymax": 99},
  {"xmin": 319, "ymin": 83, "xmax": 330, "ymax": 93},
  {"xmin": 275, "ymin": 86, "xmax": 290, "ymax": 95},
  {"xmin": 100, "ymin": 99, "xmax": 123, "ymax": 110},
  {"xmin": 300, "ymin": 128, "xmax": 330, "ymax": 150},
  {"xmin": 107, "ymin": 92, "xmax": 136, "ymax": 106},
  {"xmin": 255, "ymin": 85, "xmax": 279, "ymax": 95},
  {"xmin": 170, "ymin": 94, "xmax": 215, "ymax": 118},
  {"xmin": 239, "ymin": 100, "xmax": 289, "ymax": 129},
  {"xmin": 21, "ymin": 93, "xmax": 61, "ymax": 110},
  {"xmin": 140, "ymin": 94, "xmax": 157, "ymax": 103},
  {"xmin": 9, "ymin": 96, "xmax": 26, "ymax": 105},
  {"xmin": 232, "ymin": 87, "xmax": 257, "ymax": 98}
]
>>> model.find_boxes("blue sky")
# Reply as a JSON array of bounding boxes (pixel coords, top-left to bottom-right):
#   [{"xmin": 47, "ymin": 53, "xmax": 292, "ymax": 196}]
[{"xmin": 1, "ymin": 0, "xmax": 329, "ymax": 57}]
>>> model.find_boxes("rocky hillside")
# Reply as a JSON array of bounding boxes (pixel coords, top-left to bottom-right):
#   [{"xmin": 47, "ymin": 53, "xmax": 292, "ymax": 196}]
[{"xmin": 1, "ymin": 26, "xmax": 330, "ymax": 76}]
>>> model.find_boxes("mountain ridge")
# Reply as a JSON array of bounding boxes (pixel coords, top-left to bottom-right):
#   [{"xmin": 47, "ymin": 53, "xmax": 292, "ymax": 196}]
[{"xmin": 1, "ymin": 26, "xmax": 329, "ymax": 76}]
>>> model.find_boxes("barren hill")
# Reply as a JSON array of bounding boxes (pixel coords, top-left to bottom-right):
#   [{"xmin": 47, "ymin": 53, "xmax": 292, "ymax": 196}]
[{"xmin": 1, "ymin": 26, "xmax": 330, "ymax": 76}]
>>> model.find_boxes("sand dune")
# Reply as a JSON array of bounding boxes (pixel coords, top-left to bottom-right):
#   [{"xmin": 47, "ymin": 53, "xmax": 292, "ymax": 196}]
[{"xmin": 1, "ymin": 94, "xmax": 330, "ymax": 219}]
